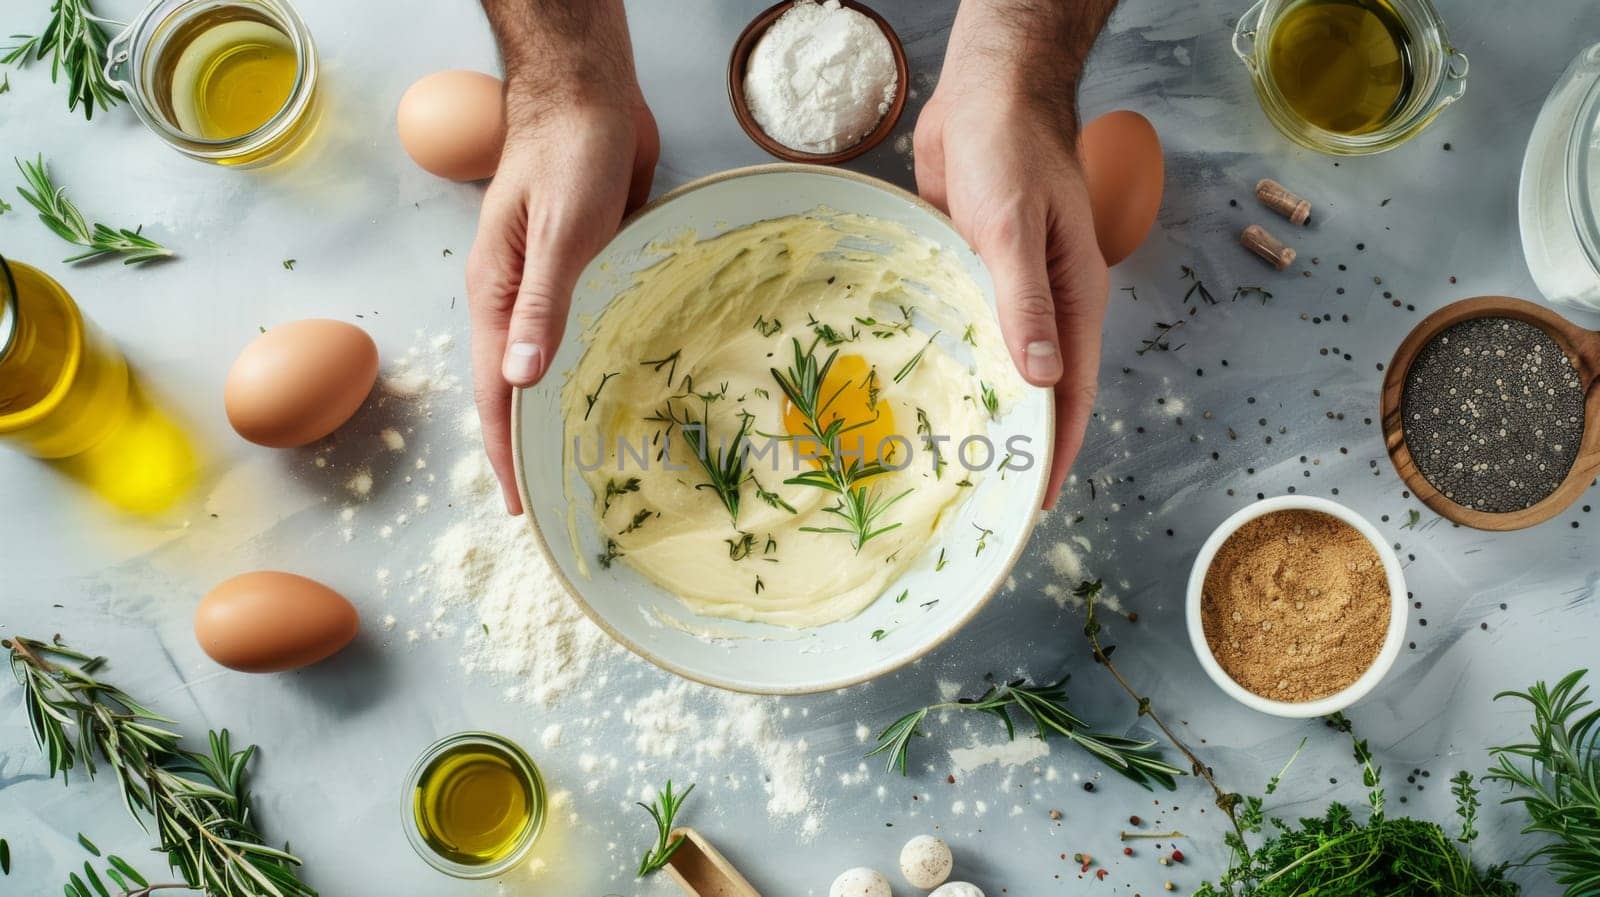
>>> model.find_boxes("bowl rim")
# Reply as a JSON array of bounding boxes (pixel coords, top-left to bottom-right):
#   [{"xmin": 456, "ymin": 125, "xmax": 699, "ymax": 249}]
[
  {"xmin": 1184, "ymin": 495, "xmax": 1409, "ymax": 718},
  {"xmin": 511, "ymin": 163, "xmax": 1054, "ymax": 695},
  {"xmin": 726, "ymin": 0, "xmax": 910, "ymax": 164}
]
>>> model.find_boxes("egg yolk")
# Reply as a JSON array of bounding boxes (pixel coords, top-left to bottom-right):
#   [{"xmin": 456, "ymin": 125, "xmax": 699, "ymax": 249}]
[{"xmin": 781, "ymin": 354, "xmax": 899, "ymax": 466}]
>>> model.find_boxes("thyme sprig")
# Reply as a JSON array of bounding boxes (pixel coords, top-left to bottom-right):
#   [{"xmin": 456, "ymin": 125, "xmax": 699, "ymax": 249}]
[
  {"xmin": 771, "ymin": 338, "xmax": 908, "ymax": 552},
  {"xmin": 15, "ymin": 157, "xmax": 173, "ymax": 264},
  {"xmin": 3, "ymin": 0, "xmax": 125, "ymax": 118},
  {"xmin": 4, "ymin": 636, "xmax": 314, "ymax": 897},
  {"xmin": 635, "ymin": 780, "xmax": 694, "ymax": 877},
  {"xmin": 867, "ymin": 669, "xmax": 1182, "ymax": 789},
  {"xmin": 1487, "ymin": 669, "xmax": 1600, "ymax": 897}
]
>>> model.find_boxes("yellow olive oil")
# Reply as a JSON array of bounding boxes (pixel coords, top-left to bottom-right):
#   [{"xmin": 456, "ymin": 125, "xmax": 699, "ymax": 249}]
[
  {"xmin": 411, "ymin": 741, "xmax": 538, "ymax": 867},
  {"xmin": 0, "ymin": 258, "xmax": 196, "ymax": 513},
  {"xmin": 1266, "ymin": 0, "xmax": 1414, "ymax": 135},
  {"xmin": 162, "ymin": 9, "xmax": 298, "ymax": 140}
]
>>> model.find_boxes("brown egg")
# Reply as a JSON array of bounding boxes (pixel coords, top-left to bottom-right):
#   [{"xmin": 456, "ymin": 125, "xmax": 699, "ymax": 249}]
[
  {"xmin": 195, "ymin": 572, "xmax": 359, "ymax": 673},
  {"xmin": 1080, "ymin": 110, "xmax": 1165, "ymax": 267},
  {"xmin": 225, "ymin": 319, "xmax": 378, "ymax": 447},
  {"xmin": 397, "ymin": 70, "xmax": 506, "ymax": 181}
]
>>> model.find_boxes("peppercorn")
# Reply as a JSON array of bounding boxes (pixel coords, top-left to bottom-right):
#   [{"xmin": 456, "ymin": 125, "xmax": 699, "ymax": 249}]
[
  {"xmin": 1083, "ymin": 781, "xmax": 1095, "ymax": 792},
  {"xmin": 1124, "ymin": 847, "xmax": 1134, "ymax": 856},
  {"xmin": 1129, "ymin": 815, "xmax": 1142, "ymax": 826},
  {"xmin": 1171, "ymin": 849, "xmax": 1185, "ymax": 863}
]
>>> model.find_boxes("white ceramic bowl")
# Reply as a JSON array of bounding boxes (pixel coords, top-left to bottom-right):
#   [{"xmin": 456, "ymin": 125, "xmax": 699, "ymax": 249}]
[
  {"xmin": 1185, "ymin": 495, "xmax": 1408, "ymax": 718},
  {"xmin": 512, "ymin": 165, "xmax": 1053, "ymax": 695}
]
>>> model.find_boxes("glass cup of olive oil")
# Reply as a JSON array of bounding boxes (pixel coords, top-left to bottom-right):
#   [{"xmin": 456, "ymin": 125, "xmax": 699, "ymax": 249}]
[
  {"xmin": 105, "ymin": 0, "xmax": 319, "ymax": 167},
  {"xmin": 1233, "ymin": 0, "xmax": 1469, "ymax": 154},
  {"xmin": 402, "ymin": 732, "xmax": 547, "ymax": 879}
]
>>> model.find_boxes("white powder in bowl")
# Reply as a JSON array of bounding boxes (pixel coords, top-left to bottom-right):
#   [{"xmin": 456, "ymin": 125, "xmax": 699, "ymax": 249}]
[{"xmin": 743, "ymin": 0, "xmax": 898, "ymax": 154}]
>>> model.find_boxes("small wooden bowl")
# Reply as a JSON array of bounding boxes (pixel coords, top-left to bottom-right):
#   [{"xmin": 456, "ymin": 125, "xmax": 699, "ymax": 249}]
[
  {"xmin": 727, "ymin": 0, "xmax": 909, "ymax": 165},
  {"xmin": 1380, "ymin": 295, "xmax": 1600, "ymax": 530}
]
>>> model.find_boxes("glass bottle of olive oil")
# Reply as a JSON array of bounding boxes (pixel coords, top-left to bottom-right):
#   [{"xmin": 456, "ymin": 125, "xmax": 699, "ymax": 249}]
[
  {"xmin": 0, "ymin": 257, "xmax": 197, "ymax": 513},
  {"xmin": 405, "ymin": 733, "xmax": 546, "ymax": 877},
  {"xmin": 1266, "ymin": 0, "xmax": 1415, "ymax": 135},
  {"xmin": 160, "ymin": 6, "xmax": 299, "ymax": 140}
]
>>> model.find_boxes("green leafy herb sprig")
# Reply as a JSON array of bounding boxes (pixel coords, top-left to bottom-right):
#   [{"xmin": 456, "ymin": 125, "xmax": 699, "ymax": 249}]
[
  {"xmin": 15, "ymin": 157, "xmax": 173, "ymax": 264},
  {"xmin": 635, "ymin": 780, "xmax": 694, "ymax": 877},
  {"xmin": 1487, "ymin": 669, "xmax": 1600, "ymax": 897},
  {"xmin": 5, "ymin": 636, "xmax": 314, "ymax": 897},
  {"xmin": 1194, "ymin": 717, "xmax": 1514, "ymax": 897},
  {"xmin": 62, "ymin": 833, "xmax": 159, "ymax": 897},
  {"xmin": 648, "ymin": 396, "xmax": 752, "ymax": 527},
  {"xmin": 3, "ymin": 0, "xmax": 125, "ymax": 118},
  {"xmin": 867, "ymin": 673, "xmax": 1183, "ymax": 789},
  {"xmin": 771, "ymin": 337, "xmax": 908, "ymax": 552}
]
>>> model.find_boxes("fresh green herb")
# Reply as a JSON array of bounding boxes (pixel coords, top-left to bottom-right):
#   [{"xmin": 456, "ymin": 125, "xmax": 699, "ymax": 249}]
[
  {"xmin": 915, "ymin": 408, "xmax": 946, "ymax": 479},
  {"xmin": 3, "ymin": 0, "xmax": 124, "ymax": 118},
  {"xmin": 935, "ymin": 548, "xmax": 947, "ymax": 572},
  {"xmin": 14, "ymin": 157, "xmax": 174, "ymax": 265},
  {"xmin": 602, "ymin": 477, "xmax": 641, "ymax": 515},
  {"xmin": 0, "ymin": 72, "xmax": 9, "ymax": 95},
  {"xmin": 620, "ymin": 508, "xmax": 654, "ymax": 534},
  {"xmin": 0, "ymin": 196, "xmax": 11, "ymax": 215},
  {"xmin": 668, "ymin": 397, "xmax": 752, "ymax": 527},
  {"xmin": 62, "ymin": 842, "xmax": 156, "ymax": 897},
  {"xmin": 870, "ymin": 629, "xmax": 887, "ymax": 641},
  {"xmin": 726, "ymin": 531, "xmax": 757, "ymax": 561},
  {"xmin": 1487, "ymin": 669, "xmax": 1600, "ymax": 897},
  {"xmin": 583, "ymin": 371, "xmax": 619, "ymax": 421},
  {"xmin": 0, "ymin": 837, "xmax": 8, "ymax": 875},
  {"xmin": 281, "ymin": 259, "xmax": 296, "ymax": 270},
  {"xmin": 641, "ymin": 349, "xmax": 681, "ymax": 387},
  {"xmin": 3, "ymin": 636, "xmax": 315, "ymax": 897},
  {"xmin": 979, "ymin": 382, "xmax": 999, "ymax": 421},
  {"xmin": 441, "ymin": 248, "xmax": 452, "ymax": 257},
  {"xmin": 772, "ymin": 338, "xmax": 909, "ymax": 552},
  {"xmin": 748, "ymin": 474, "xmax": 797, "ymax": 514},
  {"xmin": 754, "ymin": 574, "xmax": 765, "ymax": 594},
  {"xmin": 1452, "ymin": 770, "xmax": 1481, "ymax": 847},
  {"xmin": 763, "ymin": 533, "xmax": 777, "ymax": 555},
  {"xmin": 598, "ymin": 539, "xmax": 622, "ymax": 569},
  {"xmin": 754, "ymin": 315, "xmax": 782, "ymax": 337},
  {"xmin": 635, "ymin": 780, "xmax": 695, "ymax": 877},
  {"xmin": 893, "ymin": 589, "xmax": 908, "ymax": 604},
  {"xmin": 1232, "ymin": 285, "xmax": 1273, "ymax": 304},
  {"xmin": 1137, "ymin": 320, "xmax": 1185, "ymax": 356},
  {"xmin": 809, "ymin": 317, "xmax": 859, "ymax": 346},
  {"xmin": 868, "ymin": 673, "xmax": 1181, "ymax": 787},
  {"xmin": 973, "ymin": 523, "xmax": 992, "ymax": 556},
  {"xmin": 893, "ymin": 331, "xmax": 940, "ymax": 384},
  {"xmin": 751, "ymin": 387, "xmax": 771, "ymax": 400},
  {"xmin": 1181, "ymin": 264, "xmax": 1216, "ymax": 306},
  {"xmin": 962, "ymin": 324, "xmax": 977, "ymax": 346},
  {"xmin": 1402, "ymin": 509, "xmax": 1422, "ymax": 530}
]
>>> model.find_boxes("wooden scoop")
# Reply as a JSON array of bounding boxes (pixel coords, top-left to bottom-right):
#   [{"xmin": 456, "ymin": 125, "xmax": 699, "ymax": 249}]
[
  {"xmin": 664, "ymin": 828, "xmax": 761, "ymax": 897},
  {"xmin": 1380, "ymin": 295, "xmax": 1600, "ymax": 530}
]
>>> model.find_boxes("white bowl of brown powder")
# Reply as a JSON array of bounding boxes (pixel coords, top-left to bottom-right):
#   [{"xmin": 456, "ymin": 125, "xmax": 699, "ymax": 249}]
[{"xmin": 1185, "ymin": 496, "xmax": 1408, "ymax": 718}]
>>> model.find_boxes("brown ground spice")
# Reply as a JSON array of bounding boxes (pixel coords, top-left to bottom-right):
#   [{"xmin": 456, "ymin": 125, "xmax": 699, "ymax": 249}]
[{"xmin": 1200, "ymin": 509, "xmax": 1390, "ymax": 702}]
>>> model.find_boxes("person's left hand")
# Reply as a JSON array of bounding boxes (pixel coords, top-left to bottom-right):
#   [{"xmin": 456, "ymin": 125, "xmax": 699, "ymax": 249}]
[{"xmin": 914, "ymin": 84, "xmax": 1110, "ymax": 511}]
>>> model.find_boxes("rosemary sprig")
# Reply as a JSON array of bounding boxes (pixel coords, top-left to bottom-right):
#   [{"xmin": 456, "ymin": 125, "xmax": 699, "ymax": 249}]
[
  {"xmin": 640, "ymin": 349, "xmax": 680, "ymax": 387},
  {"xmin": 867, "ymin": 674, "xmax": 1182, "ymax": 789},
  {"xmin": 64, "ymin": 835, "xmax": 166, "ymax": 897},
  {"xmin": 1487, "ymin": 669, "xmax": 1600, "ymax": 897},
  {"xmin": 893, "ymin": 331, "xmax": 940, "ymax": 384},
  {"xmin": 3, "ymin": 0, "xmax": 125, "ymax": 118},
  {"xmin": 772, "ymin": 338, "xmax": 908, "ymax": 552},
  {"xmin": 14, "ymin": 157, "xmax": 173, "ymax": 264},
  {"xmin": 979, "ymin": 381, "xmax": 999, "ymax": 421},
  {"xmin": 636, "ymin": 780, "xmax": 695, "ymax": 877},
  {"xmin": 4, "ymin": 636, "xmax": 314, "ymax": 897},
  {"xmin": 654, "ymin": 396, "xmax": 751, "ymax": 526}
]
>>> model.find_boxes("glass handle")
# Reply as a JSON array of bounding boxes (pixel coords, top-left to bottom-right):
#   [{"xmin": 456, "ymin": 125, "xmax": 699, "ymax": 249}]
[
  {"xmin": 103, "ymin": 22, "xmax": 135, "ymax": 92},
  {"xmin": 1441, "ymin": 49, "xmax": 1470, "ymax": 104},
  {"xmin": 1232, "ymin": 0, "xmax": 1267, "ymax": 70}
]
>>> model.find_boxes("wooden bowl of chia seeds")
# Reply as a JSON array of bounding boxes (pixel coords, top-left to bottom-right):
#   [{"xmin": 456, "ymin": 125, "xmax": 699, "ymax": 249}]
[{"xmin": 1380, "ymin": 295, "xmax": 1600, "ymax": 530}]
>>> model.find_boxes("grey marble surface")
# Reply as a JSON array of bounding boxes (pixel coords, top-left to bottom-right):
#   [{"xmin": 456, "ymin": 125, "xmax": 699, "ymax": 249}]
[{"xmin": 3, "ymin": 0, "xmax": 1599, "ymax": 894}]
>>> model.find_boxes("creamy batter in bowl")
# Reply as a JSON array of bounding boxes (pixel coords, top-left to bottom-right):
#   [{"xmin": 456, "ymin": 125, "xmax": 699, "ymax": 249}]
[{"xmin": 514, "ymin": 166, "xmax": 1053, "ymax": 694}]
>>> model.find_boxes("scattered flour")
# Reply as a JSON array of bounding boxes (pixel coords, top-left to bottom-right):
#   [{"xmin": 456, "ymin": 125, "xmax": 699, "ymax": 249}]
[
  {"xmin": 345, "ymin": 469, "xmax": 373, "ymax": 499},
  {"xmin": 380, "ymin": 428, "xmax": 406, "ymax": 452},
  {"xmin": 948, "ymin": 737, "xmax": 1051, "ymax": 774}
]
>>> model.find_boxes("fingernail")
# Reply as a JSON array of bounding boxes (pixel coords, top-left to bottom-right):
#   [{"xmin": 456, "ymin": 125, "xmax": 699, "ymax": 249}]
[
  {"xmin": 503, "ymin": 341, "xmax": 544, "ymax": 385},
  {"xmin": 1025, "ymin": 341, "xmax": 1062, "ymax": 381}
]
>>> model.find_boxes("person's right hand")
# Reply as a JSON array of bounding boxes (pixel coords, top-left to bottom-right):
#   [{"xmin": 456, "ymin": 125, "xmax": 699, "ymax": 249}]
[{"xmin": 466, "ymin": 95, "xmax": 658, "ymax": 515}]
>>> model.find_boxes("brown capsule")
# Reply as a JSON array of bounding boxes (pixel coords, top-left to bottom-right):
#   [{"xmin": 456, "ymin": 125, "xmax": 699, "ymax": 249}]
[
  {"xmin": 1242, "ymin": 224, "xmax": 1296, "ymax": 270},
  {"xmin": 1256, "ymin": 178, "xmax": 1312, "ymax": 225}
]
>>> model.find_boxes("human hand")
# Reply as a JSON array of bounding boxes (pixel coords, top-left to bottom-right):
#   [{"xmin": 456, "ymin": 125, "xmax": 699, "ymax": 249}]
[
  {"xmin": 913, "ymin": 3, "xmax": 1114, "ymax": 511},
  {"xmin": 466, "ymin": 95, "xmax": 658, "ymax": 515}
]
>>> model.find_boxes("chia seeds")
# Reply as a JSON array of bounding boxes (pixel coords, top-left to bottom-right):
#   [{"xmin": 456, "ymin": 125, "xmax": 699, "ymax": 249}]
[{"xmin": 1401, "ymin": 317, "xmax": 1585, "ymax": 512}]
